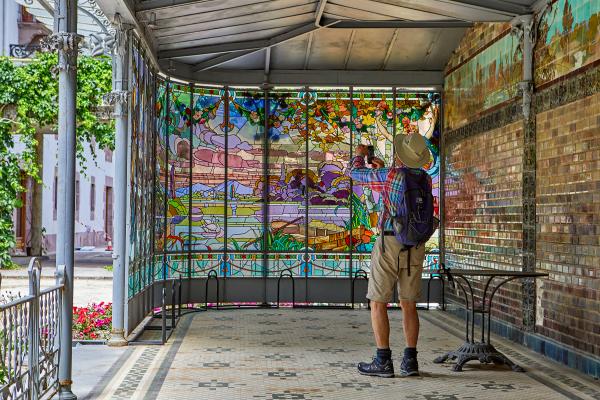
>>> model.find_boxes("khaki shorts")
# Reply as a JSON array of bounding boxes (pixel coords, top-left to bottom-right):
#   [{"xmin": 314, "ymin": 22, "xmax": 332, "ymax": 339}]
[{"xmin": 367, "ymin": 235, "xmax": 425, "ymax": 303}]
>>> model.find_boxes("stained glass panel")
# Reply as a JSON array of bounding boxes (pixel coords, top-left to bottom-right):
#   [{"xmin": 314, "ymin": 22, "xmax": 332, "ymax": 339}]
[
  {"xmin": 396, "ymin": 92, "xmax": 441, "ymax": 253},
  {"xmin": 226, "ymin": 89, "xmax": 265, "ymax": 256},
  {"xmin": 266, "ymin": 90, "xmax": 307, "ymax": 253},
  {"xmin": 306, "ymin": 89, "xmax": 352, "ymax": 257},
  {"xmin": 351, "ymin": 90, "xmax": 394, "ymax": 252},
  {"xmin": 190, "ymin": 87, "xmax": 227, "ymax": 251},
  {"xmin": 166, "ymin": 84, "xmax": 192, "ymax": 253},
  {"xmin": 154, "ymin": 79, "xmax": 167, "ymax": 253}
]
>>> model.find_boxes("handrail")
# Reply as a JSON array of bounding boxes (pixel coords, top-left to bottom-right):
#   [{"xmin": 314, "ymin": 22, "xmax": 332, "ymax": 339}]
[{"xmin": 0, "ymin": 257, "xmax": 64, "ymax": 399}]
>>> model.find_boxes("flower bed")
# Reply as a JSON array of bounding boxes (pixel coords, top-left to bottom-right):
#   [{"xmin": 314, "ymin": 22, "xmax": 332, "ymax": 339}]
[{"xmin": 72, "ymin": 302, "xmax": 112, "ymax": 340}]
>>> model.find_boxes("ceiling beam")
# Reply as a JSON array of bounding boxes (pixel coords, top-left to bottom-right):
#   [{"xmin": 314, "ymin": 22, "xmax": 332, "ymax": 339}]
[
  {"xmin": 314, "ymin": 0, "xmax": 328, "ymax": 26},
  {"xmin": 191, "ymin": 21, "xmax": 336, "ymax": 71},
  {"xmin": 181, "ymin": 69, "xmax": 444, "ymax": 87},
  {"xmin": 264, "ymin": 47, "xmax": 271, "ymax": 77},
  {"xmin": 159, "ymin": 40, "xmax": 265, "ymax": 59},
  {"xmin": 381, "ymin": 28, "xmax": 399, "ymax": 70},
  {"xmin": 136, "ymin": 0, "xmax": 260, "ymax": 13},
  {"xmin": 322, "ymin": 19, "xmax": 473, "ymax": 28},
  {"xmin": 192, "ymin": 50, "xmax": 257, "ymax": 71},
  {"xmin": 448, "ymin": 0, "xmax": 530, "ymax": 16},
  {"xmin": 343, "ymin": 30, "xmax": 356, "ymax": 69},
  {"xmin": 303, "ymin": 31, "xmax": 314, "ymax": 69}
]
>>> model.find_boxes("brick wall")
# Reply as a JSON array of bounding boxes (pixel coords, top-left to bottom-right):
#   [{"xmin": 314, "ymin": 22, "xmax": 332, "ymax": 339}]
[
  {"xmin": 535, "ymin": 92, "xmax": 600, "ymax": 356},
  {"xmin": 444, "ymin": 121, "xmax": 524, "ymax": 326},
  {"xmin": 442, "ymin": 0, "xmax": 600, "ymax": 366}
]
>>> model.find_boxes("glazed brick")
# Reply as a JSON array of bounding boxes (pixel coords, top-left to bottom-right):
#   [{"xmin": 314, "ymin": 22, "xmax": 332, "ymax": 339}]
[
  {"xmin": 445, "ymin": 121, "xmax": 525, "ymax": 325},
  {"xmin": 536, "ymin": 91, "xmax": 600, "ymax": 356}
]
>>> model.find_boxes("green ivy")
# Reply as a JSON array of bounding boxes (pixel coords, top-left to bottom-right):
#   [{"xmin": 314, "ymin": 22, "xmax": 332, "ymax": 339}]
[{"xmin": 0, "ymin": 53, "xmax": 113, "ymax": 267}]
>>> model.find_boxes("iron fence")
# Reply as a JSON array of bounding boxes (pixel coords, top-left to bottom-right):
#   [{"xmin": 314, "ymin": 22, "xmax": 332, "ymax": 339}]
[{"xmin": 0, "ymin": 258, "xmax": 64, "ymax": 400}]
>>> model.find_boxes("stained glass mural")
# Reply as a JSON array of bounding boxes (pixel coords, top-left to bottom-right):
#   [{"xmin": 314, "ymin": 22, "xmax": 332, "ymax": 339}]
[{"xmin": 150, "ymin": 83, "xmax": 442, "ymax": 282}]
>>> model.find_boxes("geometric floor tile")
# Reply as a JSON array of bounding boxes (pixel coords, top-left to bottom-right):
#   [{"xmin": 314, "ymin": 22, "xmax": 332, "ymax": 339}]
[{"xmin": 97, "ymin": 309, "xmax": 600, "ymax": 400}]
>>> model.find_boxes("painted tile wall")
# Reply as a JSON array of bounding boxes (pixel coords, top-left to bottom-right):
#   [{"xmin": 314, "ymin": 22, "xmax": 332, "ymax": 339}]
[
  {"xmin": 536, "ymin": 91, "xmax": 600, "ymax": 356},
  {"xmin": 444, "ymin": 30, "xmax": 522, "ymax": 130},
  {"xmin": 535, "ymin": 0, "xmax": 600, "ymax": 86}
]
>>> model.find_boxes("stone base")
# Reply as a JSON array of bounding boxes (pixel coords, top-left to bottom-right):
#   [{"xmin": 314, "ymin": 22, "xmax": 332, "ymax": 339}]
[{"xmin": 107, "ymin": 330, "xmax": 128, "ymax": 347}]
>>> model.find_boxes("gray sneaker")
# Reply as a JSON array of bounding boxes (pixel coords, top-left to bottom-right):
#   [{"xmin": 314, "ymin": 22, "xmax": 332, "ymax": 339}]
[
  {"xmin": 357, "ymin": 358, "xmax": 395, "ymax": 378},
  {"xmin": 399, "ymin": 356, "xmax": 419, "ymax": 377}
]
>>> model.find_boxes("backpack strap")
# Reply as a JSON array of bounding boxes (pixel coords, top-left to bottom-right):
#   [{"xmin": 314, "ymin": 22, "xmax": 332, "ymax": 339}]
[{"xmin": 407, "ymin": 247, "xmax": 411, "ymax": 276}]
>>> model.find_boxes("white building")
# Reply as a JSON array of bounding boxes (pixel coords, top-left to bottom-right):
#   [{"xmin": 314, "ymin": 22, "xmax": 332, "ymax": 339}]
[
  {"xmin": 4, "ymin": 0, "xmax": 114, "ymax": 254},
  {"xmin": 12, "ymin": 136, "xmax": 114, "ymax": 254}
]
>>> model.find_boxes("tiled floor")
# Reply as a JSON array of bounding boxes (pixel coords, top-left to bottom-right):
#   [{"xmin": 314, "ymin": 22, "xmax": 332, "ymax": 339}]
[{"xmin": 94, "ymin": 308, "xmax": 600, "ymax": 400}]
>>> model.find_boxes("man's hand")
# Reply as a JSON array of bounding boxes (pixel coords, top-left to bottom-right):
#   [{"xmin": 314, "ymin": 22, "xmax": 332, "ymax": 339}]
[
  {"xmin": 371, "ymin": 158, "xmax": 385, "ymax": 168},
  {"xmin": 355, "ymin": 144, "xmax": 368, "ymax": 157}
]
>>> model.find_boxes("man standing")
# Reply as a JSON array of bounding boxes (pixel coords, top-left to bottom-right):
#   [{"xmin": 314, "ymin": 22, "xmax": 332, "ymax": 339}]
[{"xmin": 348, "ymin": 133, "xmax": 433, "ymax": 378}]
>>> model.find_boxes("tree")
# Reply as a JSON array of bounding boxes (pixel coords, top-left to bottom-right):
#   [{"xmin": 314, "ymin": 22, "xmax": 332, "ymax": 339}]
[{"xmin": 0, "ymin": 53, "xmax": 113, "ymax": 266}]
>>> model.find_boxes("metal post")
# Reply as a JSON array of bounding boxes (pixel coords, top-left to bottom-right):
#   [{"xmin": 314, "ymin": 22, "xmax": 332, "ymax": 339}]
[
  {"xmin": 512, "ymin": 14, "xmax": 537, "ymax": 330},
  {"xmin": 107, "ymin": 14, "xmax": 130, "ymax": 347},
  {"xmin": 47, "ymin": 0, "xmax": 80, "ymax": 397}
]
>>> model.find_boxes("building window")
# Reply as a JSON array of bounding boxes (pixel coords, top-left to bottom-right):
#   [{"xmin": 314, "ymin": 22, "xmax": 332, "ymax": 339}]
[
  {"xmin": 19, "ymin": 6, "xmax": 35, "ymax": 23},
  {"xmin": 105, "ymin": 186, "xmax": 113, "ymax": 239},
  {"xmin": 90, "ymin": 179, "xmax": 96, "ymax": 220},
  {"xmin": 75, "ymin": 178, "xmax": 80, "ymax": 221},
  {"xmin": 53, "ymin": 174, "xmax": 58, "ymax": 220},
  {"xmin": 105, "ymin": 148, "xmax": 113, "ymax": 162}
]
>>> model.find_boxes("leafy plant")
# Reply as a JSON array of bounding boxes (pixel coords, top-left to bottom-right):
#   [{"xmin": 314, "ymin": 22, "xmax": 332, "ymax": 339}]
[{"xmin": 0, "ymin": 53, "xmax": 113, "ymax": 265}]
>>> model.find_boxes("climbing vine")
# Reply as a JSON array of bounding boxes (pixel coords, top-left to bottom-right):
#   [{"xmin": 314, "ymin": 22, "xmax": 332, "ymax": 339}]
[{"xmin": 0, "ymin": 53, "xmax": 113, "ymax": 267}]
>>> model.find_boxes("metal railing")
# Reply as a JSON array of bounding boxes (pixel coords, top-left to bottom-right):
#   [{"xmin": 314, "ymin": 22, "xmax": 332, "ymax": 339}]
[
  {"xmin": 9, "ymin": 44, "xmax": 42, "ymax": 59},
  {"xmin": 0, "ymin": 258, "xmax": 64, "ymax": 400}
]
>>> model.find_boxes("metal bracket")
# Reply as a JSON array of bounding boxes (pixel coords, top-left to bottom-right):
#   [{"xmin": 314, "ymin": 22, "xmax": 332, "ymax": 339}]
[
  {"xmin": 518, "ymin": 81, "xmax": 533, "ymax": 120},
  {"xmin": 103, "ymin": 90, "xmax": 130, "ymax": 107}
]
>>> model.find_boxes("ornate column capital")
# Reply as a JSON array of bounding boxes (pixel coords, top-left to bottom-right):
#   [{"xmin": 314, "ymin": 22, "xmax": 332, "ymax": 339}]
[
  {"xmin": 41, "ymin": 32, "xmax": 83, "ymax": 53},
  {"xmin": 510, "ymin": 14, "xmax": 535, "ymax": 45}
]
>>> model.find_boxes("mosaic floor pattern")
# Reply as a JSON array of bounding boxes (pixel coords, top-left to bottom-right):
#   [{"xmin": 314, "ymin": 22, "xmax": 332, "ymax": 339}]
[{"xmin": 98, "ymin": 309, "xmax": 599, "ymax": 400}]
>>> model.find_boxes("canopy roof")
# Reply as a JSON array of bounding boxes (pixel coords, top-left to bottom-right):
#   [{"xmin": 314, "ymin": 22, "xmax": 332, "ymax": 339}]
[{"xmin": 39, "ymin": 0, "xmax": 542, "ymax": 86}]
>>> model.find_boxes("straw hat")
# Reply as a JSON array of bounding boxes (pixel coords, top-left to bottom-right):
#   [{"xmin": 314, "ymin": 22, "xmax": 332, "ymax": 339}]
[{"xmin": 393, "ymin": 133, "xmax": 431, "ymax": 168}]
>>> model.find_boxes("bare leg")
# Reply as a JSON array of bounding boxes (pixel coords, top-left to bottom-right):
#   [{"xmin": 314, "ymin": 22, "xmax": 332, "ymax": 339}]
[
  {"xmin": 370, "ymin": 301, "xmax": 390, "ymax": 349},
  {"xmin": 400, "ymin": 300, "xmax": 419, "ymax": 348}
]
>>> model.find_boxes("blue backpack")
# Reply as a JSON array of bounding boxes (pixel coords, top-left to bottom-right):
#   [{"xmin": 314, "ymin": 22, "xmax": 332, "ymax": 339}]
[{"xmin": 389, "ymin": 168, "xmax": 438, "ymax": 249}]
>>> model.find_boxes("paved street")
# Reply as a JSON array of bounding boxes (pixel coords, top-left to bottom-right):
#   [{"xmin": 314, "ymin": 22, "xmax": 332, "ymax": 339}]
[{"xmin": 6, "ymin": 251, "xmax": 113, "ymax": 306}]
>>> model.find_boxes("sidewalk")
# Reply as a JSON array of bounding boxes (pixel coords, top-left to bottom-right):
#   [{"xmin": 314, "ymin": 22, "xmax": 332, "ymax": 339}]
[{"xmin": 8, "ymin": 251, "xmax": 113, "ymax": 280}]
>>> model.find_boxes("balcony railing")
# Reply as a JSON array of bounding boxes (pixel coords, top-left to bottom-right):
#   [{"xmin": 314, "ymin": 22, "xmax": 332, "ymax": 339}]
[
  {"xmin": 9, "ymin": 44, "xmax": 41, "ymax": 59},
  {"xmin": 0, "ymin": 258, "xmax": 64, "ymax": 399}
]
